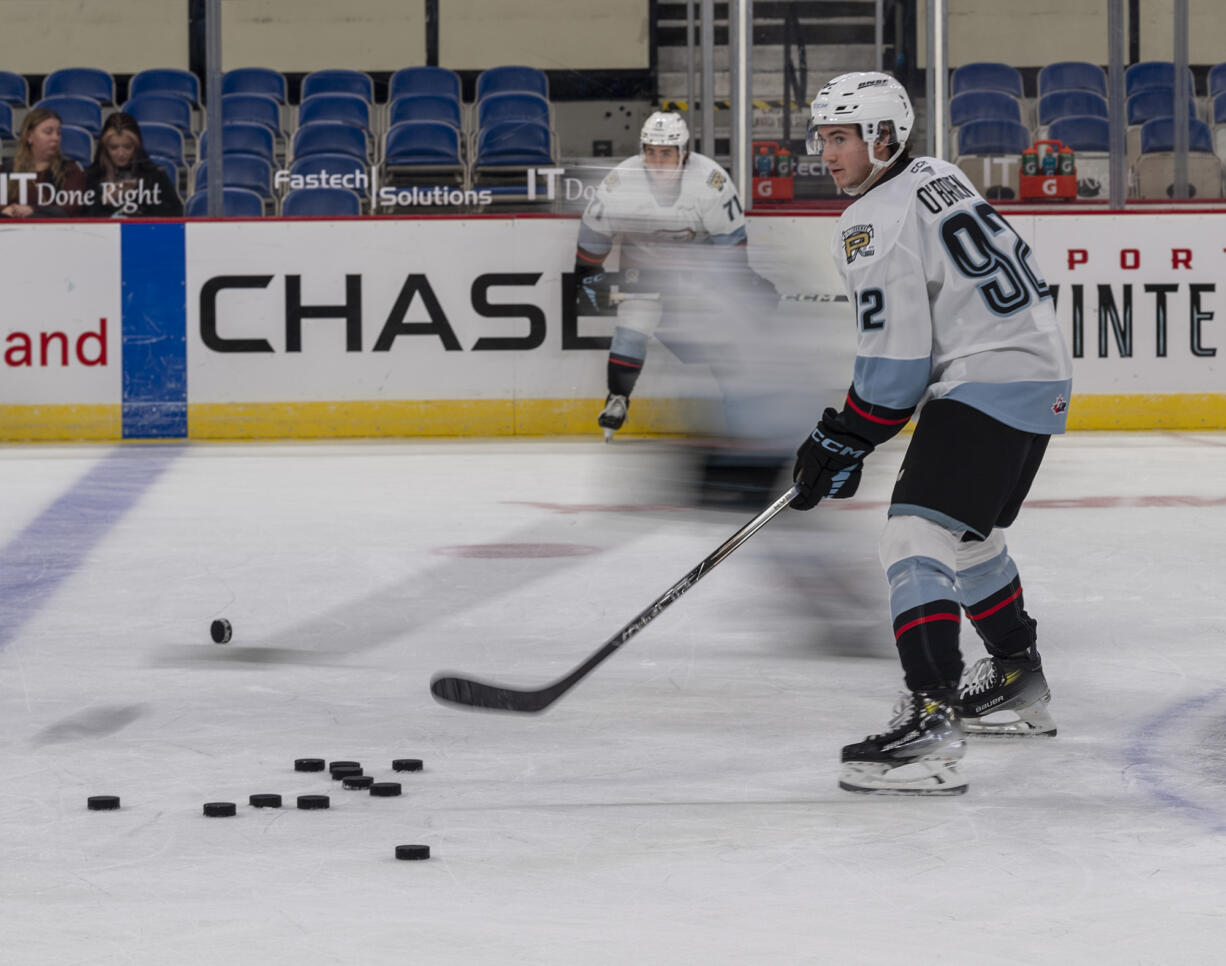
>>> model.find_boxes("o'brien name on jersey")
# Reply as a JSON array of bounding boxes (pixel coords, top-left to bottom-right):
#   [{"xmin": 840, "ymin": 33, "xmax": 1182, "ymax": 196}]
[
  {"xmin": 0, "ymin": 172, "xmax": 162, "ymax": 215},
  {"xmin": 914, "ymin": 172, "xmax": 976, "ymax": 214}
]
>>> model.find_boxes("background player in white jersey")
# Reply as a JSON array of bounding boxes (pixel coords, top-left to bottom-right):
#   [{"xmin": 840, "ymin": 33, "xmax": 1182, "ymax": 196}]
[
  {"xmin": 791, "ymin": 72, "xmax": 1073, "ymax": 795},
  {"xmin": 571, "ymin": 111, "xmax": 755, "ymax": 443}
]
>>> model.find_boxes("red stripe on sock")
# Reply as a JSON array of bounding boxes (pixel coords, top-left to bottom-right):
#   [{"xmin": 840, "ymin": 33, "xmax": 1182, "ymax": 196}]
[
  {"xmin": 609, "ymin": 358, "xmax": 642, "ymax": 369},
  {"xmin": 969, "ymin": 586, "xmax": 1023, "ymax": 621},
  {"xmin": 894, "ymin": 612, "xmax": 961, "ymax": 640}
]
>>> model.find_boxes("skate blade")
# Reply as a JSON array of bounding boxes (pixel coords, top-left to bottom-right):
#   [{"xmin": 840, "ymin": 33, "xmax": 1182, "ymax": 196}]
[
  {"xmin": 602, "ymin": 427, "xmax": 615, "ymax": 443},
  {"xmin": 963, "ymin": 703, "xmax": 1057, "ymax": 738},
  {"xmin": 838, "ymin": 758, "xmax": 968, "ymax": 796}
]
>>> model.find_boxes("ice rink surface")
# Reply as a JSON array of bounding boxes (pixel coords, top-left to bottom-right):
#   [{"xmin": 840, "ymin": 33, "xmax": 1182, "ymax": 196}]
[{"xmin": 3, "ymin": 431, "xmax": 1225, "ymax": 965}]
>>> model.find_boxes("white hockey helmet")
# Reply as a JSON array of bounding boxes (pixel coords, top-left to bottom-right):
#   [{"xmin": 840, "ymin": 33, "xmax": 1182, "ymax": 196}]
[
  {"xmin": 806, "ymin": 72, "xmax": 914, "ymax": 194},
  {"xmin": 641, "ymin": 111, "xmax": 690, "ymax": 162}
]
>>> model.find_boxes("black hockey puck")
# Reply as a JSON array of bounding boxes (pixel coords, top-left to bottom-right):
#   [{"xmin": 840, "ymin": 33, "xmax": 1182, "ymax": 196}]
[
  {"xmin": 395, "ymin": 844, "xmax": 430, "ymax": 860},
  {"xmin": 87, "ymin": 795, "xmax": 120, "ymax": 811},
  {"xmin": 294, "ymin": 758, "xmax": 325, "ymax": 772},
  {"xmin": 391, "ymin": 758, "xmax": 423, "ymax": 772},
  {"xmin": 328, "ymin": 760, "xmax": 359, "ymax": 771},
  {"xmin": 203, "ymin": 802, "xmax": 237, "ymax": 817},
  {"xmin": 370, "ymin": 782, "xmax": 402, "ymax": 797},
  {"xmin": 297, "ymin": 794, "xmax": 330, "ymax": 810},
  {"xmin": 249, "ymin": 794, "xmax": 282, "ymax": 808},
  {"xmin": 342, "ymin": 775, "xmax": 374, "ymax": 790},
  {"xmin": 330, "ymin": 765, "xmax": 362, "ymax": 780},
  {"xmin": 210, "ymin": 618, "xmax": 232, "ymax": 644}
]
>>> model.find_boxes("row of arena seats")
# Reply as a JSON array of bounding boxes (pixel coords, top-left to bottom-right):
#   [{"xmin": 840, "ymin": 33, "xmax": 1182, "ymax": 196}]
[
  {"xmin": 0, "ymin": 66, "xmax": 558, "ymax": 209},
  {"xmin": 951, "ymin": 60, "xmax": 1226, "ymax": 200}
]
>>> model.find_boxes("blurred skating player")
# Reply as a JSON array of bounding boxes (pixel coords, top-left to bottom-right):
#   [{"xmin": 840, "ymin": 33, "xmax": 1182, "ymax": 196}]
[
  {"xmin": 790, "ymin": 72, "xmax": 1072, "ymax": 795},
  {"xmin": 572, "ymin": 112, "xmax": 784, "ymax": 506},
  {"xmin": 573, "ymin": 113, "xmax": 747, "ymax": 434}
]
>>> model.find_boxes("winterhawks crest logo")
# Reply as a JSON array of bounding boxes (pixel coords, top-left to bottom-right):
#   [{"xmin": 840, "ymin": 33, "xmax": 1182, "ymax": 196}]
[{"xmin": 1051, "ymin": 394, "xmax": 1068, "ymax": 415}]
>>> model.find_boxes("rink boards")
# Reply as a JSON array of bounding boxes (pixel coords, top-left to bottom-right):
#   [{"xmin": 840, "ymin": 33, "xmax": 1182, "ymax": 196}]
[{"xmin": 1, "ymin": 211, "xmax": 1223, "ymax": 440}]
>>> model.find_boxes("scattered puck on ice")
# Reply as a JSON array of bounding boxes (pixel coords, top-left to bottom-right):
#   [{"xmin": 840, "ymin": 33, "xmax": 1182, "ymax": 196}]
[
  {"xmin": 87, "ymin": 795, "xmax": 120, "ymax": 811},
  {"xmin": 249, "ymin": 794, "xmax": 282, "ymax": 808},
  {"xmin": 391, "ymin": 758, "xmax": 423, "ymax": 772},
  {"xmin": 331, "ymin": 765, "xmax": 362, "ymax": 780},
  {"xmin": 370, "ymin": 782, "xmax": 402, "ymax": 797},
  {"xmin": 328, "ymin": 760, "xmax": 360, "ymax": 771},
  {"xmin": 294, "ymin": 758, "xmax": 325, "ymax": 772},
  {"xmin": 395, "ymin": 844, "xmax": 430, "ymax": 861},
  {"xmin": 203, "ymin": 802, "xmax": 237, "ymax": 817},
  {"xmin": 296, "ymin": 794, "xmax": 330, "ymax": 810},
  {"xmin": 342, "ymin": 775, "xmax": 373, "ymax": 790},
  {"xmin": 210, "ymin": 619, "xmax": 232, "ymax": 644}
]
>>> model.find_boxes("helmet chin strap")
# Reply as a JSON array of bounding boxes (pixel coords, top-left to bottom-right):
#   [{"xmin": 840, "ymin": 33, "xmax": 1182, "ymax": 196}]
[{"xmin": 843, "ymin": 140, "xmax": 906, "ymax": 196}]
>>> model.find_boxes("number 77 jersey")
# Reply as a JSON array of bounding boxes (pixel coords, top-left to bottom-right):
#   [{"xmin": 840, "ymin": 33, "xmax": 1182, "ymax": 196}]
[{"xmin": 833, "ymin": 156, "xmax": 1072, "ymax": 436}]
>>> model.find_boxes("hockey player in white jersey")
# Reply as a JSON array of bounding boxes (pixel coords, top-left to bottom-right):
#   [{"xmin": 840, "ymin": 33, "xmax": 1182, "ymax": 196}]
[
  {"xmin": 790, "ymin": 72, "xmax": 1073, "ymax": 795},
  {"xmin": 572, "ymin": 111, "xmax": 751, "ymax": 441}
]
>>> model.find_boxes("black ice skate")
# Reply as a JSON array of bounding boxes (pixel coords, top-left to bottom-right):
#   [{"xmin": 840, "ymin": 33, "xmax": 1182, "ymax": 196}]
[
  {"xmin": 839, "ymin": 691, "xmax": 967, "ymax": 796},
  {"xmin": 959, "ymin": 648, "xmax": 1056, "ymax": 737},
  {"xmin": 598, "ymin": 394, "xmax": 629, "ymax": 441}
]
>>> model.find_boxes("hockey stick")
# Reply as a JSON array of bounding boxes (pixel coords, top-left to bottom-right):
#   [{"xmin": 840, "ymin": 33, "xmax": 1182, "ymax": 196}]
[{"xmin": 430, "ymin": 483, "xmax": 801, "ymax": 713}]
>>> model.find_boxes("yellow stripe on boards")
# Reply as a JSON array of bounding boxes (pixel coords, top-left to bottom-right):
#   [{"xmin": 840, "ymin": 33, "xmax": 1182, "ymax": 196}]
[{"xmin": 0, "ymin": 405, "xmax": 121, "ymax": 442}]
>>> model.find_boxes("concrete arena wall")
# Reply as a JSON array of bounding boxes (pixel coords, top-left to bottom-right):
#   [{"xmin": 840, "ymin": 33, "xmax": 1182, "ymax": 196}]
[{"xmin": 0, "ymin": 211, "xmax": 1222, "ymax": 442}]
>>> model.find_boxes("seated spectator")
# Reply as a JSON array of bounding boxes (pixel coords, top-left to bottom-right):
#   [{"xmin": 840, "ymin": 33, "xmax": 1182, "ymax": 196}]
[
  {"xmin": 83, "ymin": 112, "xmax": 182, "ymax": 217},
  {"xmin": 0, "ymin": 107, "xmax": 88, "ymax": 218}
]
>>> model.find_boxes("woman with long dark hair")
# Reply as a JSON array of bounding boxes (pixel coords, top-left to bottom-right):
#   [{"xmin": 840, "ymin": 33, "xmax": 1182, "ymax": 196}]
[{"xmin": 83, "ymin": 112, "xmax": 182, "ymax": 217}]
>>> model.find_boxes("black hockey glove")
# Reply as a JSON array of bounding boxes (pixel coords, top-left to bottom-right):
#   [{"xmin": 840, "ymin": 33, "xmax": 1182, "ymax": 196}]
[
  {"xmin": 790, "ymin": 407, "xmax": 875, "ymax": 510},
  {"xmin": 575, "ymin": 265, "xmax": 616, "ymax": 314}
]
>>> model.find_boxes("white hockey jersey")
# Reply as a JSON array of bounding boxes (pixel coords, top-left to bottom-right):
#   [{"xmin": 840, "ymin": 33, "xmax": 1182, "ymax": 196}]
[
  {"xmin": 833, "ymin": 156, "xmax": 1072, "ymax": 439},
  {"xmin": 577, "ymin": 152, "xmax": 748, "ymax": 272}
]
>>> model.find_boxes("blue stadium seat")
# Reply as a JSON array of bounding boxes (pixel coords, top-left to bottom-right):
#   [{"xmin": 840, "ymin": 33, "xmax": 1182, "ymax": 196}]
[
  {"xmin": 1214, "ymin": 92, "xmax": 1226, "ymax": 126},
  {"xmin": 287, "ymin": 153, "xmax": 369, "ymax": 197},
  {"xmin": 199, "ymin": 122, "xmax": 276, "ymax": 164},
  {"xmin": 292, "ymin": 122, "xmax": 368, "ymax": 162},
  {"xmin": 130, "ymin": 68, "xmax": 200, "ymax": 105},
  {"xmin": 0, "ymin": 102, "xmax": 12, "ymax": 139},
  {"xmin": 1127, "ymin": 88, "xmax": 1198, "ymax": 126},
  {"xmin": 475, "ymin": 66, "xmax": 549, "ymax": 101},
  {"xmin": 1210, "ymin": 64, "xmax": 1226, "ymax": 100},
  {"xmin": 44, "ymin": 68, "xmax": 115, "ymax": 104},
  {"xmin": 59, "ymin": 125, "xmax": 93, "ymax": 165},
  {"xmin": 222, "ymin": 68, "xmax": 287, "ymax": 104},
  {"xmin": 476, "ymin": 91, "xmax": 551, "ymax": 130},
  {"xmin": 1047, "ymin": 116, "xmax": 1110, "ymax": 153},
  {"xmin": 151, "ymin": 156, "xmax": 181, "ymax": 193},
  {"xmin": 282, "ymin": 187, "xmax": 362, "ymax": 216},
  {"xmin": 186, "ymin": 186, "xmax": 265, "ymax": 217},
  {"xmin": 951, "ymin": 62, "xmax": 1024, "ymax": 99},
  {"xmin": 384, "ymin": 120, "xmax": 463, "ymax": 167},
  {"xmin": 388, "ymin": 94, "xmax": 463, "ymax": 129},
  {"xmin": 124, "ymin": 94, "xmax": 194, "ymax": 136},
  {"xmin": 0, "ymin": 70, "xmax": 29, "ymax": 106},
  {"xmin": 474, "ymin": 119, "xmax": 553, "ymax": 167},
  {"xmin": 1038, "ymin": 90, "xmax": 1109, "ymax": 127},
  {"xmin": 298, "ymin": 93, "xmax": 371, "ymax": 130},
  {"xmin": 221, "ymin": 93, "xmax": 283, "ymax": 136},
  {"xmin": 1139, "ymin": 116, "xmax": 1214, "ymax": 154},
  {"xmin": 1125, "ymin": 62, "xmax": 1196, "ymax": 98},
  {"xmin": 194, "ymin": 154, "xmax": 274, "ymax": 200},
  {"xmin": 301, "ymin": 69, "xmax": 373, "ymax": 103},
  {"xmin": 389, "ymin": 67, "xmax": 462, "ymax": 103},
  {"xmin": 1038, "ymin": 62, "xmax": 1107, "ymax": 98},
  {"xmin": 139, "ymin": 122, "xmax": 185, "ymax": 167},
  {"xmin": 35, "ymin": 96, "xmax": 102, "ymax": 136},
  {"xmin": 949, "ymin": 90, "xmax": 1022, "ymax": 128},
  {"xmin": 955, "ymin": 118, "xmax": 1031, "ymax": 156}
]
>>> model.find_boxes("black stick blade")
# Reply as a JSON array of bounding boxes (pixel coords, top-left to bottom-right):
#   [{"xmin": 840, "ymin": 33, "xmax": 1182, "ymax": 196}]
[{"xmin": 430, "ymin": 673, "xmax": 556, "ymax": 713}]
